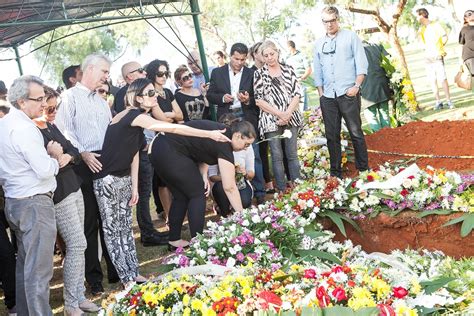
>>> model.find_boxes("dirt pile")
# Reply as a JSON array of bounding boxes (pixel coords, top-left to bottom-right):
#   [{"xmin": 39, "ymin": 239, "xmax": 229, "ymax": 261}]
[{"xmin": 346, "ymin": 120, "xmax": 474, "ymax": 174}]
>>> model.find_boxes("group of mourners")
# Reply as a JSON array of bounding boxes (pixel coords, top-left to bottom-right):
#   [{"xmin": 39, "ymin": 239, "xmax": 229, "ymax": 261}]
[{"xmin": 1, "ymin": 4, "xmax": 471, "ymax": 316}]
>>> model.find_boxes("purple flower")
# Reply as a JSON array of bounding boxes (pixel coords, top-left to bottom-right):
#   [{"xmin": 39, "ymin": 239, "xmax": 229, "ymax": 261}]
[
  {"xmin": 236, "ymin": 252, "xmax": 245, "ymax": 262},
  {"xmin": 178, "ymin": 255, "xmax": 190, "ymax": 267}
]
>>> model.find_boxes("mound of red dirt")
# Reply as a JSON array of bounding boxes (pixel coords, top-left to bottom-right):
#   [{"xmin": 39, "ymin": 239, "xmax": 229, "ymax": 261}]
[{"xmin": 346, "ymin": 120, "xmax": 474, "ymax": 175}]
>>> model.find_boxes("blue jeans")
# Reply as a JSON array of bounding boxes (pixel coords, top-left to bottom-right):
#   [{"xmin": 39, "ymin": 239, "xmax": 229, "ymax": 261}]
[
  {"xmin": 212, "ymin": 181, "xmax": 253, "ymax": 217},
  {"xmin": 265, "ymin": 126, "xmax": 301, "ymax": 191},
  {"xmin": 251, "ymin": 143, "xmax": 265, "ymax": 198}
]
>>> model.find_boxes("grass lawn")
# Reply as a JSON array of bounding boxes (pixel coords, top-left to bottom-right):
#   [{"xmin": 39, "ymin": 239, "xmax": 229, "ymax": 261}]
[{"xmin": 0, "ymin": 43, "xmax": 473, "ymax": 315}]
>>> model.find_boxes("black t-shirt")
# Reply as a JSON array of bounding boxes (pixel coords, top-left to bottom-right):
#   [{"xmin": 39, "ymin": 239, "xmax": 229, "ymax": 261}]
[
  {"xmin": 459, "ymin": 25, "xmax": 474, "ymax": 62},
  {"xmin": 174, "ymin": 91, "xmax": 209, "ymax": 121},
  {"xmin": 96, "ymin": 109, "xmax": 145, "ymax": 179},
  {"xmin": 39, "ymin": 123, "xmax": 82, "ymax": 204},
  {"xmin": 157, "ymin": 88, "xmax": 175, "ymax": 113},
  {"xmin": 165, "ymin": 120, "xmax": 234, "ymax": 165},
  {"xmin": 112, "ymin": 84, "xmax": 128, "ymax": 114}
]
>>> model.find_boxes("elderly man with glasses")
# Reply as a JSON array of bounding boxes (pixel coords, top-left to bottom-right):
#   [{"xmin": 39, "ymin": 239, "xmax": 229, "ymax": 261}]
[
  {"xmin": 0, "ymin": 75, "xmax": 63, "ymax": 315},
  {"xmin": 112, "ymin": 61, "xmax": 147, "ymax": 114},
  {"xmin": 313, "ymin": 6, "xmax": 369, "ymax": 179}
]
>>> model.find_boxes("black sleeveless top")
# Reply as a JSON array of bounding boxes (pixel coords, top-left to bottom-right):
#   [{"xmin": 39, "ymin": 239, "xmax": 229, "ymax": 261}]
[{"xmin": 95, "ymin": 109, "xmax": 145, "ymax": 179}]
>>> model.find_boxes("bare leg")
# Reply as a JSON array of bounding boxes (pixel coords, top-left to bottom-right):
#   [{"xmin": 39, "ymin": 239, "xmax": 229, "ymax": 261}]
[
  {"xmin": 441, "ymin": 79, "xmax": 451, "ymax": 102},
  {"xmin": 158, "ymin": 187, "xmax": 171, "ymax": 221},
  {"xmin": 430, "ymin": 79, "xmax": 440, "ymax": 102}
]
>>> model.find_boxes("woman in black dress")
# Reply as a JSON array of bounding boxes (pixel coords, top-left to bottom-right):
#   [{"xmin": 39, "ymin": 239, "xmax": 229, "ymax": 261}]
[
  {"xmin": 92, "ymin": 78, "xmax": 229, "ymax": 288},
  {"xmin": 149, "ymin": 118, "xmax": 257, "ymax": 250}
]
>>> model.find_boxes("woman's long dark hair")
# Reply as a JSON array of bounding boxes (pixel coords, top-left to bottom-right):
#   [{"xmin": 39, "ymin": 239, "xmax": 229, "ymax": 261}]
[{"xmin": 219, "ymin": 113, "xmax": 256, "ymax": 139}]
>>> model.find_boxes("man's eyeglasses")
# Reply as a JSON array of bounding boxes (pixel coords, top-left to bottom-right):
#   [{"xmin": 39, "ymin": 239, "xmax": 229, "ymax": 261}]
[
  {"xmin": 180, "ymin": 74, "xmax": 192, "ymax": 82},
  {"xmin": 129, "ymin": 67, "xmax": 145, "ymax": 75},
  {"xmin": 97, "ymin": 88, "xmax": 110, "ymax": 95},
  {"xmin": 46, "ymin": 106, "xmax": 57, "ymax": 115},
  {"xmin": 322, "ymin": 40, "xmax": 336, "ymax": 55},
  {"xmin": 322, "ymin": 18, "xmax": 338, "ymax": 24},
  {"xmin": 138, "ymin": 89, "xmax": 157, "ymax": 98},
  {"xmin": 27, "ymin": 96, "xmax": 46, "ymax": 103},
  {"xmin": 156, "ymin": 71, "xmax": 169, "ymax": 78}
]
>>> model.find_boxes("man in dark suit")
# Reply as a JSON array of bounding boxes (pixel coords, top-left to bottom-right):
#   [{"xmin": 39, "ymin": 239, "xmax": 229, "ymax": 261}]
[{"xmin": 207, "ymin": 43, "xmax": 265, "ymax": 204}]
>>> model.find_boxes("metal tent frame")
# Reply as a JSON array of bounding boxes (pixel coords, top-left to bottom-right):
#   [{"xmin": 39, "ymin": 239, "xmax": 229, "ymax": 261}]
[{"xmin": 0, "ymin": 0, "xmax": 210, "ymax": 84}]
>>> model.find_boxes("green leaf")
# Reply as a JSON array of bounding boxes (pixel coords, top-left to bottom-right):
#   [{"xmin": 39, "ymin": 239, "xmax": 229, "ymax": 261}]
[
  {"xmin": 304, "ymin": 225, "xmax": 328, "ymax": 238},
  {"xmin": 323, "ymin": 211, "xmax": 347, "ymax": 237},
  {"xmin": 385, "ymin": 209, "xmax": 403, "ymax": 217},
  {"xmin": 417, "ymin": 209, "xmax": 452, "ymax": 218},
  {"xmin": 154, "ymin": 264, "xmax": 176, "ymax": 275},
  {"xmin": 301, "ymin": 306, "xmax": 323, "ymax": 316},
  {"xmin": 322, "ymin": 306, "xmax": 355, "ymax": 316},
  {"xmin": 416, "ymin": 306, "xmax": 444, "ymax": 315},
  {"xmin": 460, "ymin": 213, "xmax": 474, "ymax": 237},
  {"xmin": 354, "ymin": 307, "xmax": 380, "ymax": 316},
  {"xmin": 372, "ymin": 192, "xmax": 395, "ymax": 199},
  {"xmin": 280, "ymin": 311, "xmax": 297, "ymax": 316},
  {"xmin": 443, "ymin": 214, "xmax": 468, "ymax": 227},
  {"xmin": 420, "ymin": 277, "xmax": 456, "ymax": 294},
  {"xmin": 297, "ymin": 249, "xmax": 342, "ymax": 265},
  {"xmin": 340, "ymin": 215, "xmax": 362, "ymax": 234}
]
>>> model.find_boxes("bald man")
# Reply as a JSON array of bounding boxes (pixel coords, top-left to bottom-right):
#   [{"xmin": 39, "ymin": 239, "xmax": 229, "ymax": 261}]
[
  {"xmin": 112, "ymin": 61, "xmax": 147, "ymax": 114},
  {"xmin": 187, "ymin": 51, "xmax": 207, "ymax": 90}
]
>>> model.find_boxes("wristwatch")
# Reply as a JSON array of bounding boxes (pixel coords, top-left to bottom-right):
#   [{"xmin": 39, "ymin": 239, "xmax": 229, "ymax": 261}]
[{"xmin": 354, "ymin": 83, "xmax": 361, "ymax": 89}]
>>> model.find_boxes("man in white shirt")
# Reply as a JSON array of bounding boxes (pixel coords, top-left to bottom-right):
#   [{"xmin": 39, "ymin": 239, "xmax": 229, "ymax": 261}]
[
  {"xmin": 56, "ymin": 53, "xmax": 119, "ymax": 294},
  {"xmin": 0, "ymin": 75, "xmax": 62, "ymax": 315}
]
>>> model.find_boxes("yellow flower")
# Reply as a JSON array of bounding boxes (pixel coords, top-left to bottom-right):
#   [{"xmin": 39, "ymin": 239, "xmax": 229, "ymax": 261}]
[
  {"xmin": 142, "ymin": 290, "xmax": 159, "ymax": 306},
  {"xmin": 183, "ymin": 307, "xmax": 191, "ymax": 316},
  {"xmin": 410, "ymin": 279, "xmax": 421, "ymax": 295},
  {"xmin": 183, "ymin": 294, "xmax": 190, "ymax": 306},
  {"xmin": 242, "ymin": 286, "xmax": 251, "ymax": 296},
  {"xmin": 348, "ymin": 287, "xmax": 376, "ymax": 310},
  {"xmin": 396, "ymin": 304, "xmax": 418, "ymax": 316},
  {"xmin": 191, "ymin": 298, "xmax": 204, "ymax": 311},
  {"xmin": 209, "ymin": 288, "xmax": 224, "ymax": 301},
  {"xmin": 371, "ymin": 278, "xmax": 390, "ymax": 300}
]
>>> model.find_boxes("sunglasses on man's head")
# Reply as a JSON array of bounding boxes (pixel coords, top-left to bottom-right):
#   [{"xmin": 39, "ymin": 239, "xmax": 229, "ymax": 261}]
[
  {"xmin": 138, "ymin": 89, "xmax": 157, "ymax": 98},
  {"xmin": 129, "ymin": 67, "xmax": 145, "ymax": 74},
  {"xmin": 156, "ymin": 71, "xmax": 169, "ymax": 78},
  {"xmin": 465, "ymin": 11, "xmax": 473, "ymax": 17},
  {"xmin": 97, "ymin": 88, "xmax": 110, "ymax": 95},
  {"xmin": 180, "ymin": 74, "xmax": 192, "ymax": 82}
]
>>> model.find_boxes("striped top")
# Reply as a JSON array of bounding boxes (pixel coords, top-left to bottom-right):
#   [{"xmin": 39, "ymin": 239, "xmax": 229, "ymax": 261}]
[
  {"xmin": 56, "ymin": 82, "xmax": 112, "ymax": 152},
  {"xmin": 254, "ymin": 63, "xmax": 303, "ymax": 137}
]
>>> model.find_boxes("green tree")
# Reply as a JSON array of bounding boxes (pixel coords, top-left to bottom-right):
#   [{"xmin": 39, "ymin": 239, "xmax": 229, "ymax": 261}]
[{"xmin": 32, "ymin": 20, "xmax": 149, "ymax": 85}]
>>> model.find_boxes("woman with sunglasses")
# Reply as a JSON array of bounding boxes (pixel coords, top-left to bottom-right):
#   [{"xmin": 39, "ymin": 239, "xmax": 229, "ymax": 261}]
[
  {"xmin": 174, "ymin": 65, "xmax": 209, "ymax": 121},
  {"xmin": 459, "ymin": 9, "xmax": 474, "ymax": 90},
  {"xmin": 93, "ymin": 78, "xmax": 229, "ymax": 288},
  {"xmin": 146, "ymin": 59, "xmax": 184, "ymax": 123},
  {"xmin": 254, "ymin": 40, "xmax": 302, "ymax": 192},
  {"xmin": 33, "ymin": 86, "xmax": 100, "ymax": 315},
  {"xmin": 149, "ymin": 112, "xmax": 256, "ymax": 250}
]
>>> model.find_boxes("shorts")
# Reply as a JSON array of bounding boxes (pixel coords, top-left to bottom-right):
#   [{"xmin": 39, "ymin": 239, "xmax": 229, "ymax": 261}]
[{"xmin": 425, "ymin": 57, "xmax": 447, "ymax": 81}]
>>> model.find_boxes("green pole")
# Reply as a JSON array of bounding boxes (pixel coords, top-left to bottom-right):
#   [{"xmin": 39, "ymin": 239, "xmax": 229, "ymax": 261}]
[
  {"xmin": 14, "ymin": 46, "xmax": 24, "ymax": 75},
  {"xmin": 190, "ymin": 0, "xmax": 216, "ymax": 121}
]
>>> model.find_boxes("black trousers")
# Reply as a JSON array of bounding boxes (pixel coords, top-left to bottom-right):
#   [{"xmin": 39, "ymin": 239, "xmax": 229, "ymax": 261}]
[
  {"xmin": 74, "ymin": 161, "xmax": 118, "ymax": 285},
  {"xmin": 149, "ymin": 136, "xmax": 206, "ymax": 241},
  {"xmin": 320, "ymin": 94, "xmax": 369, "ymax": 178},
  {"xmin": 0, "ymin": 206, "xmax": 16, "ymax": 310}
]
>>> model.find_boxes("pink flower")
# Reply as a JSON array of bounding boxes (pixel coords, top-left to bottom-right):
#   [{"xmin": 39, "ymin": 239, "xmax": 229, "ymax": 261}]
[
  {"xmin": 303, "ymin": 269, "xmax": 316, "ymax": 279},
  {"xmin": 392, "ymin": 286, "xmax": 409, "ymax": 299},
  {"xmin": 316, "ymin": 286, "xmax": 330, "ymax": 307},
  {"xmin": 378, "ymin": 304, "xmax": 396, "ymax": 316}
]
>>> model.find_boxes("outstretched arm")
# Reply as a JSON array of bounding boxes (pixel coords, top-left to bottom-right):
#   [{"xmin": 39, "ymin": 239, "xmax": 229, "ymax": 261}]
[{"xmin": 132, "ymin": 114, "xmax": 230, "ymax": 142}]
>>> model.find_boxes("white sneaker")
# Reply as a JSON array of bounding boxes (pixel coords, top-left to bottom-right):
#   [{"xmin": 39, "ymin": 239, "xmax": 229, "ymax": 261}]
[{"xmin": 447, "ymin": 101, "xmax": 455, "ymax": 109}]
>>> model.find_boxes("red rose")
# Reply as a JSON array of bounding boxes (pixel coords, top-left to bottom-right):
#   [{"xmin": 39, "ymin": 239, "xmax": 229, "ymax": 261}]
[
  {"xmin": 332, "ymin": 287, "xmax": 347, "ymax": 302},
  {"xmin": 347, "ymin": 280, "xmax": 356, "ymax": 287},
  {"xmin": 332, "ymin": 265, "xmax": 344, "ymax": 273},
  {"xmin": 400, "ymin": 189, "xmax": 409, "ymax": 197},
  {"xmin": 408, "ymin": 175, "xmax": 415, "ymax": 179},
  {"xmin": 392, "ymin": 286, "xmax": 408, "ymax": 299},
  {"xmin": 378, "ymin": 304, "xmax": 396, "ymax": 316},
  {"xmin": 304, "ymin": 269, "xmax": 317, "ymax": 279},
  {"xmin": 367, "ymin": 175, "xmax": 375, "ymax": 182},
  {"xmin": 351, "ymin": 181, "xmax": 357, "ymax": 188}
]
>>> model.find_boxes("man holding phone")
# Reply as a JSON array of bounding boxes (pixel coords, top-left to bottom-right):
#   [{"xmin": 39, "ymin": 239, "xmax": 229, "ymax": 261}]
[{"xmin": 207, "ymin": 42, "xmax": 266, "ymax": 205}]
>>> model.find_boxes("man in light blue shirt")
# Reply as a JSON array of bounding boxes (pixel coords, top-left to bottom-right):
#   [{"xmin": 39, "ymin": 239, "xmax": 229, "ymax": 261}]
[{"xmin": 313, "ymin": 6, "xmax": 369, "ymax": 178}]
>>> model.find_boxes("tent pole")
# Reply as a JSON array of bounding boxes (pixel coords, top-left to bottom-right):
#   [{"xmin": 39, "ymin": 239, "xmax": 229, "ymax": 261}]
[
  {"xmin": 190, "ymin": 0, "xmax": 216, "ymax": 121},
  {"xmin": 14, "ymin": 46, "xmax": 24, "ymax": 75}
]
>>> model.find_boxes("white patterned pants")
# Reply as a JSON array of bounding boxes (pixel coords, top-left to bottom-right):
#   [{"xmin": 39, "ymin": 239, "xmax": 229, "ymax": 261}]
[
  {"xmin": 54, "ymin": 189, "xmax": 87, "ymax": 308},
  {"xmin": 93, "ymin": 175, "xmax": 139, "ymax": 284}
]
